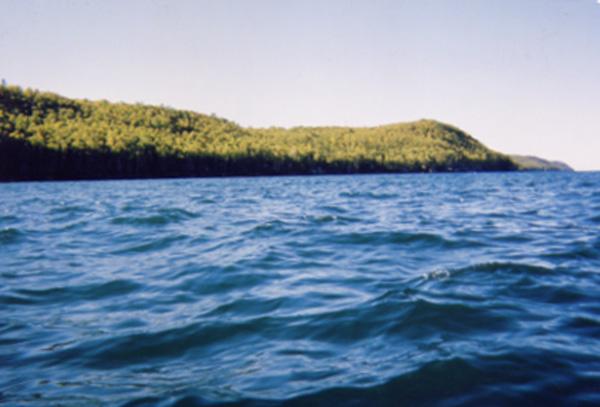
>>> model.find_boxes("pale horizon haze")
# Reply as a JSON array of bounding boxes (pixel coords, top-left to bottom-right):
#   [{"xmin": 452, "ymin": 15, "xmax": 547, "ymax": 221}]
[{"xmin": 1, "ymin": 0, "xmax": 599, "ymax": 170}]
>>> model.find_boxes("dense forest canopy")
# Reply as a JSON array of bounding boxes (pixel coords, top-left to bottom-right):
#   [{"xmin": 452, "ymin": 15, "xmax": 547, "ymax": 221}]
[{"xmin": 0, "ymin": 85, "xmax": 518, "ymax": 180}]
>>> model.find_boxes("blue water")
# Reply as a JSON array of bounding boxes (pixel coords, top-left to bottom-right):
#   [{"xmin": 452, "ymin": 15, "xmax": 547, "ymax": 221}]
[{"xmin": 1, "ymin": 172, "xmax": 599, "ymax": 406}]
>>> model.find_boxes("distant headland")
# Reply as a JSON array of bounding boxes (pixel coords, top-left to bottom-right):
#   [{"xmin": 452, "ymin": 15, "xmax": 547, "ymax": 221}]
[
  {"xmin": 509, "ymin": 155, "xmax": 573, "ymax": 172},
  {"xmin": 0, "ymin": 85, "xmax": 571, "ymax": 181}
]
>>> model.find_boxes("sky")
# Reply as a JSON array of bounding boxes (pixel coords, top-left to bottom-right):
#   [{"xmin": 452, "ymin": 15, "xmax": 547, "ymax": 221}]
[{"xmin": 1, "ymin": 0, "xmax": 599, "ymax": 170}]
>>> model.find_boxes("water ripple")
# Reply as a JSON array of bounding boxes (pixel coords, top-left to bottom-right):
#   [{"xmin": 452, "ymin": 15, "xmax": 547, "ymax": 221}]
[
  {"xmin": 0, "ymin": 227, "xmax": 23, "ymax": 245},
  {"xmin": 1, "ymin": 172, "xmax": 599, "ymax": 405}
]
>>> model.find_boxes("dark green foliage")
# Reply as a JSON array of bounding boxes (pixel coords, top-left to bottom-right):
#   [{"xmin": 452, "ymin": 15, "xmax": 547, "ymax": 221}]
[{"xmin": 0, "ymin": 85, "xmax": 517, "ymax": 181}]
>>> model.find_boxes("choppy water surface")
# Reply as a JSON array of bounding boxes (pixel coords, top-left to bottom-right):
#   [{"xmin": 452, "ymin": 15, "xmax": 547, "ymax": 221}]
[{"xmin": 1, "ymin": 172, "xmax": 599, "ymax": 406}]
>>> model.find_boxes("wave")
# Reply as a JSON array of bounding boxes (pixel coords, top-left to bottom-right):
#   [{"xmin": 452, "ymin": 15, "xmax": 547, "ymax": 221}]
[
  {"xmin": 0, "ymin": 214, "xmax": 19, "ymax": 223},
  {"xmin": 51, "ymin": 317, "xmax": 277, "ymax": 369},
  {"xmin": 121, "ymin": 350, "xmax": 600, "ymax": 406},
  {"xmin": 543, "ymin": 243, "xmax": 599, "ymax": 261},
  {"xmin": 0, "ymin": 227, "xmax": 23, "ymax": 245},
  {"xmin": 49, "ymin": 205, "xmax": 95, "ymax": 215},
  {"xmin": 321, "ymin": 230, "xmax": 485, "ymax": 249},
  {"xmin": 447, "ymin": 262, "xmax": 557, "ymax": 277},
  {"xmin": 304, "ymin": 214, "xmax": 360, "ymax": 225},
  {"xmin": 111, "ymin": 234, "xmax": 188, "ymax": 254},
  {"xmin": 339, "ymin": 191, "xmax": 398, "ymax": 200},
  {"xmin": 243, "ymin": 220, "xmax": 292, "ymax": 237},
  {"xmin": 111, "ymin": 208, "xmax": 199, "ymax": 227},
  {"xmin": 11, "ymin": 279, "xmax": 141, "ymax": 305}
]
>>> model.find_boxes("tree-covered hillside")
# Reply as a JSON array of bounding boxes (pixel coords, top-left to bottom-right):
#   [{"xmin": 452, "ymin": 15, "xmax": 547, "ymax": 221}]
[{"xmin": 0, "ymin": 85, "xmax": 517, "ymax": 181}]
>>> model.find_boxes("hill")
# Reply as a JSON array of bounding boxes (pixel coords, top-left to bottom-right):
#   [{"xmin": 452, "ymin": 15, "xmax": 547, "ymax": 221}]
[
  {"xmin": 0, "ymin": 85, "xmax": 517, "ymax": 181},
  {"xmin": 510, "ymin": 155, "xmax": 573, "ymax": 171}
]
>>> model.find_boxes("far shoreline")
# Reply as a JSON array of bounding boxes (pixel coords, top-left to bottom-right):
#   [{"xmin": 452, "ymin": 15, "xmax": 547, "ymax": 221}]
[{"xmin": 0, "ymin": 168, "xmax": 579, "ymax": 185}]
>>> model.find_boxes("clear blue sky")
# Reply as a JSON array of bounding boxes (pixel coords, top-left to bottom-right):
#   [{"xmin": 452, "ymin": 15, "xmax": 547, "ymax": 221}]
[{"xmin": 1, "ymin": 0, "xmax": 599, "ymax": 170}]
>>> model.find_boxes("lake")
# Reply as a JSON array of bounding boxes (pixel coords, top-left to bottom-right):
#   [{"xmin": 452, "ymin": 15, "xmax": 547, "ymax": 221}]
[{"xmin": 1, "ymin": 172, "xmax": 599, "ymax": 406}]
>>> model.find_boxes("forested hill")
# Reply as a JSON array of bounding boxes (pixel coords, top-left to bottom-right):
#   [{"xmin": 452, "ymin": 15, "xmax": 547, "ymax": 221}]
[{"xmin": 0, "ymin": 85, "xmax": 517, "ymax": 181}]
